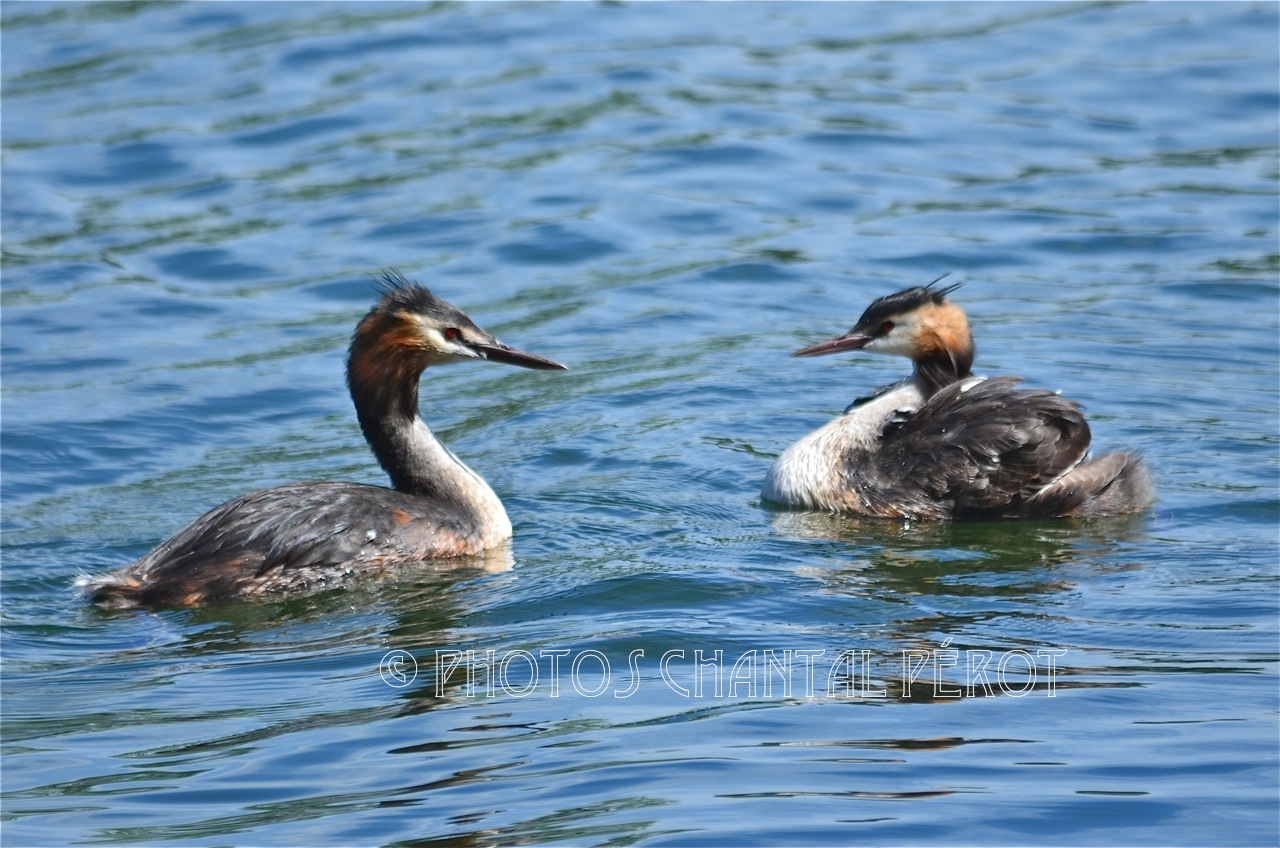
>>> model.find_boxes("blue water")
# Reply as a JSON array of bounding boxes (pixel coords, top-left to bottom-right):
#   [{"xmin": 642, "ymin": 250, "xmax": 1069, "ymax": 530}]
[{"xmin": 3, "ymin": 2, "xmax": 1278, "ymax": 845}]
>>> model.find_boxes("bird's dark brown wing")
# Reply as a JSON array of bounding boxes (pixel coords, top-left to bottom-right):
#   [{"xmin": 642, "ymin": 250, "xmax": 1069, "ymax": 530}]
[
  {"xmin": 848, "ymin": 376, "xmax": 1091, "ymax": 520},
  {"xmin": 103, "ymin": 482, "xmax": 481, "ymax": 606}
]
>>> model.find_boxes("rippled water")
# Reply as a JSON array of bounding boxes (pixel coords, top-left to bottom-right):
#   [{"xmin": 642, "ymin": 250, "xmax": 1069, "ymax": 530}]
[{"xmin": 3, "ymin": 2, "xmax": 1278, "ymax": 845}]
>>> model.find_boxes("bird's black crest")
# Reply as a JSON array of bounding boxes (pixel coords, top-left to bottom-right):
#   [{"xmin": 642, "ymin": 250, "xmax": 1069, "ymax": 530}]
[
  {"xmin": 855, "ymin": 275, "xmax": 962, "ymax": 329},
  {"xmin": 374, "ymin": 270, "xmax": 450, "ymax": 315},
  {"xmin": 371, "ymin": 270, "xmax": 482, "ymax": 331}
]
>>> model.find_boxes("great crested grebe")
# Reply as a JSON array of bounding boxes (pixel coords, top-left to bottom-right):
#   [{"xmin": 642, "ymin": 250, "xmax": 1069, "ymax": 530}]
[
  {"xmin": 79, "ymin": 272, "xmax": 566, "ymax": 608},
  {"xmin": 761, "ymin": 280, "xmax": 1153, "ymax": 520}
]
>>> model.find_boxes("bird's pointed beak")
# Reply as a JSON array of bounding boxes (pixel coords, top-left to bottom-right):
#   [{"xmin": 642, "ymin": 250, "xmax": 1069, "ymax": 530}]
[
  {"xmin": 791, "ymin": 332, "xmax": 872, "ymax": 358},
  {"xmin": 470, "ymin": 341, "xmax": 567, "ymax": 371}
]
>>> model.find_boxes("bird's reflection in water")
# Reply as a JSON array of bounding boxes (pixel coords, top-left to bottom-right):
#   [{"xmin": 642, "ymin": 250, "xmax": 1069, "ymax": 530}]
[
  {"xmin": 771, "ymin": 509, "xmax": 1148, "ymax": 596},
  {"xmin": 769, "ymin": 508, "xmax": 1151, "ymax": 700}
]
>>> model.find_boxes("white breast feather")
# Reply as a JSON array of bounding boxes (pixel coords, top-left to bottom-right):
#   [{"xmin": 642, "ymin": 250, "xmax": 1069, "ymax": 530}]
[{"xmin": 762, "ymin": 380, "xmax": 926, "ymax": 511}]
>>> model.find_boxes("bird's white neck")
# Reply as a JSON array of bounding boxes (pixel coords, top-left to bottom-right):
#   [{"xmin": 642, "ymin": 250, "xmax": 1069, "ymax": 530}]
[
  {"xmin": 347, "ymin": 338, "xmax": 513, "ymax": 547},
  {"xmin": 373, "ymin": 413, "xmax": 513, "ymax": 545}
]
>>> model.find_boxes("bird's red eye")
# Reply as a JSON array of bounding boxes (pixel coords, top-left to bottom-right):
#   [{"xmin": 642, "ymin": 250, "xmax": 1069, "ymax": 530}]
[
  {"xmin": 444, "ymin": 328, "xmax": 461, "ymax": 341},
  {"xmin": 880, "ymin": 321, "xmax": 894, "ymax": 334}
]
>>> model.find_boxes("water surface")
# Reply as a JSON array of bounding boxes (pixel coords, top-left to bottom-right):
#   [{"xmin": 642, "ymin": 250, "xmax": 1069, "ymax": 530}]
[{"xmin": 3, "ymin": 3, "xmax": 1278, "ymax": 845}]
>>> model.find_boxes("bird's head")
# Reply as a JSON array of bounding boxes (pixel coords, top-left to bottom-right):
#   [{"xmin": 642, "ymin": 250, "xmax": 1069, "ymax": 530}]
[
  {"xmin": 793, "ymin": 278, "xmax": 972, "ymax": 367},
  {"xmin": 353, "ymin": 271, "xmax": 567, "ymax": 373}
]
